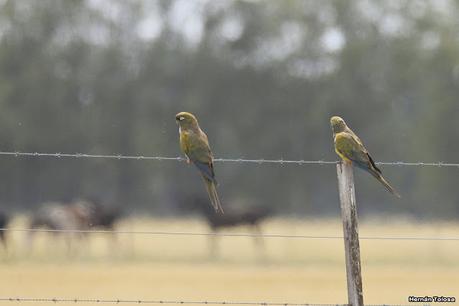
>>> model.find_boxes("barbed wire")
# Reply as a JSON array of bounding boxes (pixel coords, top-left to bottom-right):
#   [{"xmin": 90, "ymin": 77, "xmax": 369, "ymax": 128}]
[
  {"xmin": 0, "ymin": 151, "xmax": 458, "ymax": 167},
  {"xmin": 0, "ymin": 298, "xmax": 337, "ymax": 305},
  {"xmin": 0, "ymin": 297, "xmax": 415, "ymax": 306},
  {"xmin": 1, "ymin": 228, "xmax": 458, "ymax": 241}
]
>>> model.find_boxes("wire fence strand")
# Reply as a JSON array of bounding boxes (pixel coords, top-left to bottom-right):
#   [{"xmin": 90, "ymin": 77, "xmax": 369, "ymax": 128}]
[
  {"xmin": 1, "ymin": 228, "xmax": 458, "ymax": 241},
  {"xmin": 1, "ymin": 151, "xmax": 459, "ymax": 167},
  {"xmin": 0, "ymin": 297, "xmax": 416, "ymax": 306},
  {"xmin": 0, "ymin": 298, "xmax": 339, "ymax": 305}
]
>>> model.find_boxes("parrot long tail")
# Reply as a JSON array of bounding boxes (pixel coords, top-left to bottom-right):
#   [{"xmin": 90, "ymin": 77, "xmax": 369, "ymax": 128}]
[
  {"xmin": 203, "ymin": 177, "xmax": 224, "ymax": 213},
  {"xmin": 366, "ymin": 167, "xmax": 401, "ymax": 198}
]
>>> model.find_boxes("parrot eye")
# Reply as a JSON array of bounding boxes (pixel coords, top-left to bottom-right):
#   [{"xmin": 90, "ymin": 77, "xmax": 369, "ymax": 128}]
[{"xmin": 179, "ymin": 116, "xmax": 185, "ymax": 121}]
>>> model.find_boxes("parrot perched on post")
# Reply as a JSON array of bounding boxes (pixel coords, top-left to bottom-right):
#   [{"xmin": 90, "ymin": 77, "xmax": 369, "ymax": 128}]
[
  {"xmin": 330, "ymin": 116, "xmax": 401, "ymax": 198},
  {"xmin": 176, "ymin": 112, "xmax": 224, "ymax": 213}
]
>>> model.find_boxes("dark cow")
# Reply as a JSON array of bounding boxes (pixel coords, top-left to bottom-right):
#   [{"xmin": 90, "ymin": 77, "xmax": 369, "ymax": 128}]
[
  {"xmin": 190, "ymin": 197, "xmax": 272, "ymax": 257},
  {"xmin": 0, "ymin": 211, "xmax": 9, "ymax": 249}
]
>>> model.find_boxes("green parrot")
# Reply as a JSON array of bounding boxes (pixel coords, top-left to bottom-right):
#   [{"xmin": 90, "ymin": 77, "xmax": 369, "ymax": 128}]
[
  {"xmin": 176, "ymin": 112, "xmax": 224, "ymax": 213},
  {"xmin": 330, "ymin": 116, "xmax": 401, "ymax": 198}
]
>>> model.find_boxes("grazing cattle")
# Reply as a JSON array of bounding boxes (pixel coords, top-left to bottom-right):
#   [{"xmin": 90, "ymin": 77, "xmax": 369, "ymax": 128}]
[
  {"xmin": 86, "ymin": 201, "xmax": 124, "ymax": 251},
  {"xmin": 87, "ymin": 202, "xmax": 123, "ymax": 231},
  {"xmin": 0, "ymin": 211, "xmax": 9, "ymax": 249},
  {"xmin": 27, "ymin": 201, "xmax": 93, "ymax": 252},
  {"xmin": 26, "ymin": 199, "xmax": 123, "ymax": 254},
  {"xmin": 190, "ymin": 197, "xmax": 272, "ymax": 257},
  {"xmin": 29, "ymin": 201, "xmax": 92, "ymax": 230}
]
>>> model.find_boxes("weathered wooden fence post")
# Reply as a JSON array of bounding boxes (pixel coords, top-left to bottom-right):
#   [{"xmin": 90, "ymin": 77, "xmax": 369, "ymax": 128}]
[{"xmin": 337, "ymin": 162, "xmax": 364, "ymax": 306}]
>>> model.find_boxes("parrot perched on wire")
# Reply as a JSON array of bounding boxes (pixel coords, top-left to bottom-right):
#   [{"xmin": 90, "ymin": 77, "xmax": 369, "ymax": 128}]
[
  {"xmin": 176, "ymin": 112, "xmax": 224, "ymax": 213},
  {"xmin": 330, "ymin": 116, "xmax": 401, "ymax": 198}
]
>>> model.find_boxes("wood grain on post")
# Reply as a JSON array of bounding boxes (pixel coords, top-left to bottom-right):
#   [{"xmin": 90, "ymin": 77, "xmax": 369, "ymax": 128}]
[{"xmin": 337, "ymin": 162, "xmax": 364, "ymax": 306}]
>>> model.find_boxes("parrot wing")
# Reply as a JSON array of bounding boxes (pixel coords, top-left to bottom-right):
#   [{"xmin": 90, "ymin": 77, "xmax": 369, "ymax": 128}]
[
  {"xmin": 334, "ymin": 127, "xmax": 400, "ymax": 198},
  {"xmin": 335, "ymin": 131, "xmax": 377, "ymax": 172},
  {"xmin": 185, "ymin": 130, "xmax": 217, "ymax": 183},
  {"xmin": 193, "ymin": 160, "xmax": 216, "ymax": 183}
]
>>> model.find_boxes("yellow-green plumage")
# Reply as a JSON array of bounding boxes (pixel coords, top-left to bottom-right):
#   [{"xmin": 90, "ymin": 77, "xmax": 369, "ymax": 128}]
[
  {"xmin": 176, "ymin": 112, "xmax": 224, "ymax": 213},
  {"xmin": 330, "ymin": 116, "xmax": 401, "ymax": 198}
]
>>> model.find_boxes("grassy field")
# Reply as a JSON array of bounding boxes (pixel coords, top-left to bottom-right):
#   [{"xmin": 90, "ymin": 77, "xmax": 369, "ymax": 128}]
[{"xmin": 0, "ymin": 217, "xmax": 458, "ymax": 305}]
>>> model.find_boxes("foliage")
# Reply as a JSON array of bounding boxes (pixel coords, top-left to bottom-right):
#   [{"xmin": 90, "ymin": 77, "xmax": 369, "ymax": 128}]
[{"xmin": 0, "ymin": 0, "xmax": 458, "ymax": 217}]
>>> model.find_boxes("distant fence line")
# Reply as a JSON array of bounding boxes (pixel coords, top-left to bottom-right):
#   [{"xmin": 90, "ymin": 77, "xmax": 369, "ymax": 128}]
[
  {"xmin": 0, "ymin": 297, "xmax": 417, "ymax": 306},
  {"xmin": 0, "ymin": 151, "xmax": 458, "ymax": 167},
  {"xmin": 0, "ymin": 228, "xmax": 458, "ymax": 241}
]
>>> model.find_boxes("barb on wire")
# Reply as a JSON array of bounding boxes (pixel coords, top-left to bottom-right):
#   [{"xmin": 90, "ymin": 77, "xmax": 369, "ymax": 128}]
[
  {"xmin": 1, "ymin": 151, "xmax": 459, "ymax": 167},
  {"xmin": 0, "ymin": 297, "xmax": 413, "ymax": 306},
  {"xmin": 0, "ymin": 228, "xmax": 458, "ymax": 241}
]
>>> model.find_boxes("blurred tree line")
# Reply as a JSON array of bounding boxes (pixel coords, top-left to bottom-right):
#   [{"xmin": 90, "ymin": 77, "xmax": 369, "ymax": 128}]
[{"xmin": 0, "ymin": 0, "xmax": 458, "ymax": 218}]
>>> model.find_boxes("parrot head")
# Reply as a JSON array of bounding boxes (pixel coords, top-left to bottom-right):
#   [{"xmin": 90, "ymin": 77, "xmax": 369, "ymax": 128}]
[
  {"xmin": 176, "ymin": 112, "xmax": 199, "ymax": 130},
  {"xmin": 330, "ymin": 116, "xmax": 347, "ymax": 133}
]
